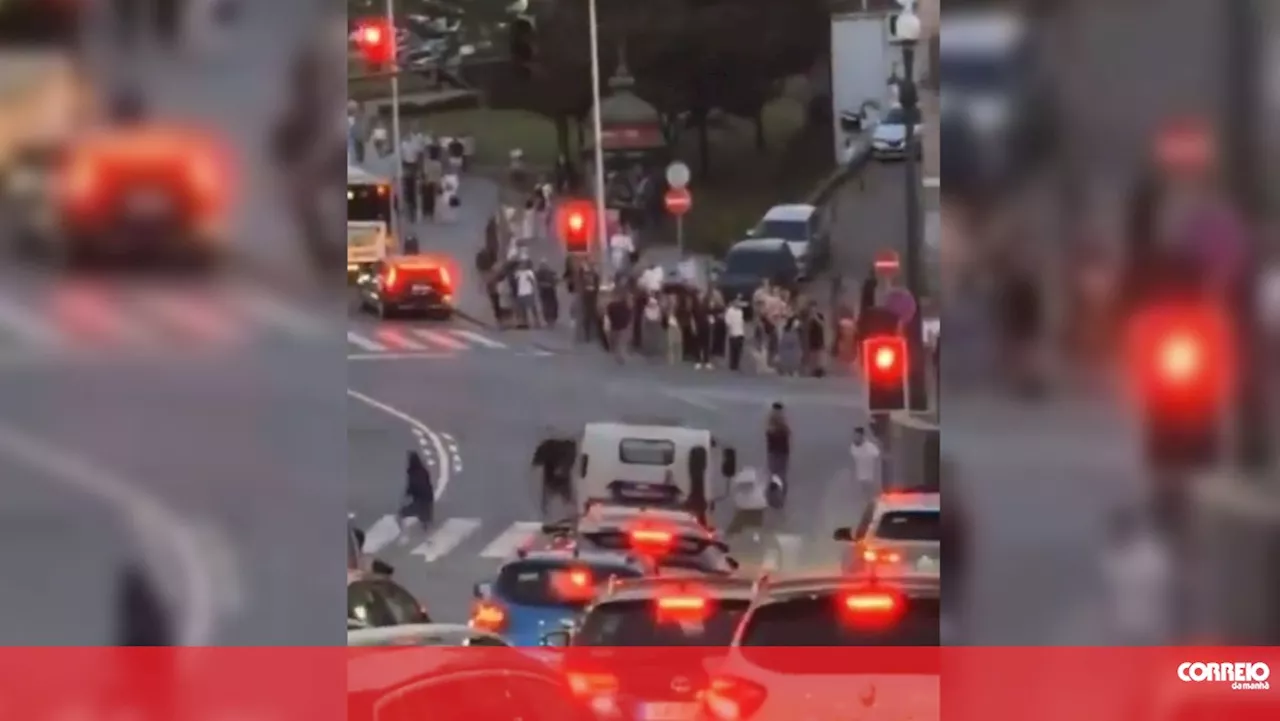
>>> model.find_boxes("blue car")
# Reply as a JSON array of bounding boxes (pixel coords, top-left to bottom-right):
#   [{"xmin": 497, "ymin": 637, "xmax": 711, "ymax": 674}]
[{"xmin": 470, "ymin": 549, "xmax": 645, "ymax": 647}]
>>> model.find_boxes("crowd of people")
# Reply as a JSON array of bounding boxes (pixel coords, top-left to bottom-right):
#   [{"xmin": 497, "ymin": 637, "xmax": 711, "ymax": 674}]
[{"xmin": 346, "ymin": 104, "xmax": 470, "ymax": 224}]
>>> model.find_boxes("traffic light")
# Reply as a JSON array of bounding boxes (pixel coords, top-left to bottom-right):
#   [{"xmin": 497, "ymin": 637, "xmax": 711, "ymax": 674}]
[
  {"xmin": 556, "ymin": 200, "xmax": 595, "ymax": 254},
  {"xmin": 354, "ymin": 19, "xmax": 394, "ymax": 69},
  {"xmin": 1126, "ymin": 303, "xmax": 1236, "ymax": 468},
  {"xmin": 862, "ymin": 334, "xmax": 907, "ymax": 412}
]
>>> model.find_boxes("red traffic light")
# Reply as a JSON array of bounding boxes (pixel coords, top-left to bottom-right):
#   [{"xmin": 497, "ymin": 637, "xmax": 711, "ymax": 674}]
[
  {"xmin": 556, "ymin": 200, "xmax": 595, "ymax": 253},
  {"xmin": 1126, "ymin": 303, "xmax": 1235, "ymax": 412},
  {"xmin": 862, "ymin": 335, "xmax": 907, "ymax": 412},
  {"xmin": 354, "ymin": 20, "xmax": 394, "ymax": 65}
]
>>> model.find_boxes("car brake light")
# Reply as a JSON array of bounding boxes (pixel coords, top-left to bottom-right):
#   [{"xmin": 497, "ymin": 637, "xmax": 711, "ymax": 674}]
[
  {"xmin": 566, "ymin": 671, "xmax": 618, "ymax": 697},
  {"xmin": 840, "ymin": 590, "xmax": 904, "ymax": 628},
  {"xmin": 437, "ymin": 266, "xmax": 452, "ymax": 289},
  {"xmin": 702, "ymin": 675, "xmax": 768, "ymax": 721},
  {"xmin": 630, "ymin": 528, "xmax": 673, "ymax": 549},
  {"xmin": 377, "ymin": 184, "xmax": 388, "ymax": 196},
  {"xmin": 655, "ymin": 595, "xmax": 709, "ymax": 621},
  {"xmin": 860, "ymin": 546, "xmax": 902, "ymax": 565},
  {"xmin": 384, "ymin": 267, "xmax": 398, "ymax": 290},
  {"xmin": 568, "ymin": 569, "xmax": 590, "ymax": 587},
  {"xmin": 468, "ymin": 600, "xmax": 506, "ymax": 632}
]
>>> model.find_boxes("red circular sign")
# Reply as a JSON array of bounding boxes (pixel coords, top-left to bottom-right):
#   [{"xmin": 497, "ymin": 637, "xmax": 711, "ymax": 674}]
[
  {"xmin": 1155, "ymin": 118, "xmax": 1215, "ymax": 172},
  {"xmin": 874, "ymin": 249, "xmax": 900, "ymax": 273},
  {"xmin": 664, "ymin": 188, "xmax": 692, "ymax": 216}
]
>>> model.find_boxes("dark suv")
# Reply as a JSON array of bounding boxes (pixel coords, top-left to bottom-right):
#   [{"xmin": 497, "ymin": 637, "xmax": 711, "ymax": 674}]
[{"xmin": 356, "ymin": 258, "xmax": 455, "ymax": 319}]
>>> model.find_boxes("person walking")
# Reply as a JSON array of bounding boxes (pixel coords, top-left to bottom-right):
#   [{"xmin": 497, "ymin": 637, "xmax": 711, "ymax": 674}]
[
  {"xmin": 535, "ymin": 260, "xmax": 560, "ymax": 325},
  {"xmin": 777, "ymin": 314, "xmax": 803, "ymax": 376},
  {"xmin": 422, "ymin": 145, "xmax": 442, "ymax": 220},
  {"xmin": 849, "ymin": 427, "xmax": 882, "ymax": 493},
  {"xmin": 532, "ymin": 433, "xmax": 576, "ymax": 516},
  {"xmin": 605, "ymin": 291, "xmax": 631, "ymax": 363},
  {"xmin": 725, "ymin": 467, "xmax": 769, "ymax": 541},
  {"xmin": 693, "ymin": 296, "xmax": 714, "ymax": 369},
  {"xmin": 399, "ymin": 131, "xmax": 421, "ymax": 221},
  {"xmin": 513, "ymin": 261, "xmax": 540, "ymax": 328},
  {"xmin": 664, "ymin": 296, "xmax": 683, "ymax": 365},
  {"xmin": 401, "ymin": 451, "xmax": 435, "ymax": 530},
  {"xmin": 641, "ymin": 294, "xmax": 664, "ymax": 358},
  {"xmin": 764, "ymin": 403, "xmax": 791, "ymax": 507},
  {"xmin": 725, "ymin": 298, "xmax": 747, "ymax": 371}
]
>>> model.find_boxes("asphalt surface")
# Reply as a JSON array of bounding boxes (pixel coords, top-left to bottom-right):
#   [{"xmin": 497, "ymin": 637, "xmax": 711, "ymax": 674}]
[
  {"xmin": 345, "ymin": 164, "xmax": 877, "ymax": 623},
  {"xmin": 0, "ymin": 1, "xmax": 349, "ymax": 644}
]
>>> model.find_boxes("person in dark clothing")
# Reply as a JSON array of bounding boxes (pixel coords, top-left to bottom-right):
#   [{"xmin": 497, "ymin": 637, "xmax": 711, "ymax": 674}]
[
  {"xmin": 532, "ymin": 436, "xmax": 576, "ymax": 515},
  {"xmin": 805, "ymin": 306, "xmax": 827, "ymax": 376},
  {"xmin": 535, "ymin": 261, "xmax": 560, "ymax": 325},
  {"xmin": 692, "ymin": 297, "xmax": 713, "ymax": 368},
  {"xmin": 686, "ymin": 446, "xmax": 710, "ymax": 527},
  {"xmin": 764, "ymin": 403, "xmax": 791, "ymax": 507},
  {"xmin": 679, "ymin": 295, "xmax": 697, "ymax": 363},
  {"xmin": 401, "ymin": 451, "xmax": 434, "ymax": 528},
  {"xmin": 605, "ymin": 293, "xmax": 631, "ymax": 362},
  {"xmin": 400, "ymin": 172, "xmax": 418, "ymax": 221},
  {"xmin": 115, "ymin": 563, "xmax": 174, "ymax": 646},
  {"xmin": 403, "ymin": 234, "xmax": 420, "ymax": 255},
  {"xmin": 580, "ymin": 268, "xmax": 601, "ymax": 342}
]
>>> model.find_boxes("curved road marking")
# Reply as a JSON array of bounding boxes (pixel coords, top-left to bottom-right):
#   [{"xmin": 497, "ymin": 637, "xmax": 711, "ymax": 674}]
[
  {"xmin": 347, "ymin": 389, "xmax": 451, "ymax": 499},
  {"xmin": 0, "ymin": 422, "xmax": 222, "ymax": 645}
]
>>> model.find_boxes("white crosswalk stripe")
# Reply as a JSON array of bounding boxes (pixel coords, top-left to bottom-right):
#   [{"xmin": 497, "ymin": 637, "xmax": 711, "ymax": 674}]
[
  {"xmin": 346, "ymin": 324, "xmax": 543, "ymax": 358},
  {"xmin": 413, "ymin": 328, "xmax": 466, "ymax": 350},
  {"xmin": 353, "ymin": 517, "xmax": 819, "ymax": 567}
]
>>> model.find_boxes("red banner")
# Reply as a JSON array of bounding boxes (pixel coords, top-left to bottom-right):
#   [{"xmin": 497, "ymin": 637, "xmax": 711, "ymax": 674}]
[{"xmin": 0, "ymin": 648, "xmax": 1274, "ymax": 721}]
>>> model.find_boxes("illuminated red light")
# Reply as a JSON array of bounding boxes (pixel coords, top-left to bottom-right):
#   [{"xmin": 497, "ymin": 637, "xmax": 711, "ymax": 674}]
[
  {"xmin": 844, "ymin": 592, "xmax": 897, "ymax": 613},
  {"xmin": 874, "ymin": 346, "xmax": 897, "ymax": 371},
  {"xmin": 656, "ymin": 596, "xmax": 705, "ymax": 611},
  {"xmin": 567, "ymin": 213, "xmax": 585, "ymax": 232},
  {"xmin": 568, "ymin": 570, "xmax": 590, "ymax": 587},
  {"xmin": 359, "ymin": 25, "xmax": 382, "ymax": 46},
  {"xmin": 630, "ymin": 529, "xmax": 673, "ymax": 546}
]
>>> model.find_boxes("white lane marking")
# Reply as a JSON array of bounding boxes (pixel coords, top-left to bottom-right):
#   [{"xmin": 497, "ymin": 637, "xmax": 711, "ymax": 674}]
[
  {"xmin": 414, "ymin": 328, "xmax": 467, "ymax": 350},
  {"xmin": 410, "ymin": 518, "xmax": 482, "ymax": 562},
  {"xmin": 348, "ymin": 351, "xmax": 451, "ymax": 361},
  {"xmin": 361, "ymin": 514, "xmax": 403, "ymax": 554},
  {"xmin": 347, "ymin": 389, "xmax": 451, "ymax": 500},
  {"xmin": 449, "ymin": 328, "xmax": 506, "ymax": 349},
  {"xmin": 0, "ymin": 295, "xmax": 63, "ymax": 347},
  {"xmin": 347, "ymin": 331, "xmax": 385, "ymax": 352},
  {"xmin": 232, "ymin": 288, "xmax": 331, "ymax": 337},
  {"xmin": 135, "ymin": 292, "xmax": 238, "ymax": 344},
  {"xmin": 478, "ymin": 522, "xmax": 543, "ymax": 559},
  {"xmin": 376, "ymin": 328, "xmax": 426, "ymax": 350},
  {"xmin": 0, "ymin": 422, "xmax": 227, "ymax": 645}
]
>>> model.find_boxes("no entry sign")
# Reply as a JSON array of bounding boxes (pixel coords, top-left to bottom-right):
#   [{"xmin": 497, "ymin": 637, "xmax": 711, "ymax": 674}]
[{"xmin": 664, "ymin": 188, "xmax": 692, "ymax": 216}]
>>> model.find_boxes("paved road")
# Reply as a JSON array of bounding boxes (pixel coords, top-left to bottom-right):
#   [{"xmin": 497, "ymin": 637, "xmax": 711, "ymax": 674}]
[
  {"xmin": 0, "ymin": 1, "xmax": 349, "ymax": 644},
  {"xmin": 348, "ymin": 339, "xmax": 873, "ymax": 622}
]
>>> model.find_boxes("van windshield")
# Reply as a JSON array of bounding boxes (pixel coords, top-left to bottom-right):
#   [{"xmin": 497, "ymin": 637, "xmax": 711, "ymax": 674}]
[{"xmin": 349, "ymin": 184, "xmax": 391, "ymax": 223}]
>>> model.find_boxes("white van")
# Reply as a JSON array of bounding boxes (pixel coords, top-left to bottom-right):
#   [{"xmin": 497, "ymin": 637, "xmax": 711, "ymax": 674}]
[{"xmin": 572, "ymin": 421, "xmax": 737, "ymax": 517}]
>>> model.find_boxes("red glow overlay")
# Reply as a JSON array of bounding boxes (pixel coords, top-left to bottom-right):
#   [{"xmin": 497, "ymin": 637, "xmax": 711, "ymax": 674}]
[{"xmin": 1125, "ymin": 303, "xmax": 1236, "ymax": 414}]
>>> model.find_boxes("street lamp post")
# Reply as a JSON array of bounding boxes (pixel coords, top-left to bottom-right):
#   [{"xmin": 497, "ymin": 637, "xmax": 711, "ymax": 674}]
[
  {"xmin": 385, "ymin": 0, "xmax": 403, "ymax": 244},
  {"xmin": 893, "ymin": 5, "xmax": 928, "ymax": 411},
  {"xmin": 586, "ymin": 0, "xmax": 610, "ymax": 272}
]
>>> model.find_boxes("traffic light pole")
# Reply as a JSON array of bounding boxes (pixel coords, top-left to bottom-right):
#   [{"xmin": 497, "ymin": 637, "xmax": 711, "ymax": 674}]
[
  {"xmin": 385, "ymin": 0, "xmax": 403, "ymax": 246},
  {"xmin": 899, "ymin": 42, "xmax": 929, "ymax": 412},
  {"xmin": 586, "ymin": 0, "xmax": 610, "ymax": 273}
]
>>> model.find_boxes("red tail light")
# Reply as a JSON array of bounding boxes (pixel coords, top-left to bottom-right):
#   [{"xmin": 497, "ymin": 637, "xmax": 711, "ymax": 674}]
[
  {"xmin": 655, "ymin": 595, "xmax": 709, "ymax": 622},
  {"xmin": 566, "ymin": 671, "xmax": 618, "ymax": 697},
  {"xmin": 630, "ymin": 528, "xmax": 673, "ymax": 551},
  {"xmin": 437, "ymin": 266, "xmax": 452, "ymax": 289},
  {"xmin": 469, "ymin": 600, "xmax": 507, "ymax": 633},
  {"xmin": 702, "ymin": 675, "xmax": 768, "ymax": 721},
  {"xmin": 860, "ymin": 545, "xmax": 902, "ymax": 565},
  {"xmin": 840, "ymin": 590, "xmax": 904, "ymax": 628},
  {"xmin": 383, "ymin": 266, "xmax": 399, "ymax": 291}
]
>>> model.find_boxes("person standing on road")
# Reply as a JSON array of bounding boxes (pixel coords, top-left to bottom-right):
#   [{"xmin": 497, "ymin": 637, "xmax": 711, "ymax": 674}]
[
  {"xmin": 642, "ymin": 293, "xmax": 664, "ymax": 357},
  {"xmin": 609, "ymin": 224, "xmax": 634, "ymax": 276},
  {"xmin": 725, "ymin": 298, "xmax": 747, "ymax": 371},
  {"xmin": 514, "ymin": 261, "xmax": 540, "ymax": 329},
  {"xmin": 605, "ymin": 291, "xmax": 631, "ymax": 363},
  {"xmin": 726, "ymin": 467, "xmax": 769, "ymax": 540},
  {"xmin": 765, "ymin": 403, "xmax": 791, "ymax": 504},
  {"xmin": 849, "ymin": 427, "xmax": 882, "ymax": 492},
  {"xmin": 664, "ymin": 295, "xmax": 683, "ymax": 365},
  {"xmin": 422, "ymin": 145, "xmax": 442, "ymax": 220},
  {"xmin": 532, "ymin": 434, "xmax": 575, "ymax": 516},
  {"xmin": 401, "ymin": 451, "xmax": 434, "ymax": 530},
  {"xmin": 399, "ymin": 132, "xmax": 421, "ymax": 222},
  {"xmin": 535, "ymin": 260, "xmax": 560, "ymax": 326},
  {"xmin": 691, "ymin": 295, "xmax": 713, "ymax": 369}
]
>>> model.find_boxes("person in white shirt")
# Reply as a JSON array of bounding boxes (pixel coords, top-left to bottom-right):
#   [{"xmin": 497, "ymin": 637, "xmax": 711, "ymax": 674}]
[
  {"xmin": 439, "ymin": 173, "xmax": 460, "ymax": 222},
  {"xmin": 725, "ymin": 299, "xmax": 747, "ymax": 371},
  {"xmin": 726, "ymin": 467, "xmax": 769, "ymax": 540},
  {"xmin": 609, "ymin": 227, "xmax": 634, "ymax": 275},
  {"xmin": 638, "ymin": 264, "xmax": 663, "ymax": 295},
  {"xmin": 849, "ymin": 427, "xmax": 881, "ymax": 491},
  {"xmin": 513, "ymin": 262, "xmax": 540, "ymax": 328},
  {"xmin": 1100, "ymin": 508, "xmax": 1173, "ymax": 645}
]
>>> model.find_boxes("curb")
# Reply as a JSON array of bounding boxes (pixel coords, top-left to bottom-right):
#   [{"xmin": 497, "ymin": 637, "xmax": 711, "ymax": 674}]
[{"xmin": 452, "ymin": 307, "xmax": 578, "ymax": 354}]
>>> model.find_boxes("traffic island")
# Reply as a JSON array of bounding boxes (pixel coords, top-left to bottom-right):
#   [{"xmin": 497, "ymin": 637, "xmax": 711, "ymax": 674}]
[{"xmin": 1189, "ymin": 472, "xmax": 1280, "ymax": 643}]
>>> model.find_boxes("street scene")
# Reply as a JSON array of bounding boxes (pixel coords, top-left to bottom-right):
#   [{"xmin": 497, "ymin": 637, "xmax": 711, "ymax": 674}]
[{"xmin": 345, "ymin": 0, "xmax": 945, "ymax": 672}]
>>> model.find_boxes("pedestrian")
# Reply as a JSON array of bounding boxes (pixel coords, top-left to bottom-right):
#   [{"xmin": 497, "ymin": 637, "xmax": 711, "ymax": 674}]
[
  {"xmin": 708, "ymin": 294, "xmax": 727, "ymax": 363},
  {"xmin": 692, "ymin": 295, "xmax": 714, "ymax": 369},
  {"xmin": 630, "ymin": 283, "xmax": 647, "ymax": 352},
  {"xmin": 485, "ymin": 272, "xmax": 505, "ymax": 327},
  {"xmin": 114, "ymin": 563, "xmax": 174, "ymax": 646},
  {"xmin": 664, "ymin": 296, "xmax": 683, "ymax": 365},
  {"xmin": 580, "ymin": 266, "xmax": 601, "ymax": 343},
  {"xmin": 725, "ymin": 298, "xmax": 746, "ymax": 371},
  {"xmin": 605, "ymin": 291, "xmax": 631, "ymax": 363},
  {"xmin": 764, "ymin": 403, "xmax": 790, "ymax": 506},
  {"xmin": 422, "ymin": 145, "xmax": 442, "ymax": 219},
  {"xmin": 609, "ymin": 223, "xmax": 634, "ymax": 276},
  {"xmin": 532, "ymin": 433, "xmax": 575, "ymax": 516},
  {"xmin": 535, "ymin": 260, "xmax": 560, "ymax": 325},
  {"xmin": 440, "ymin": 172, "xmax": 460, "ymax": 223},
  {"xmin": 401, "ymin": 451, "xmax": 434, "ymax": 530},
  {"xmin": 777, "ymin": 314, "xmax": 803, "ymax": 376},
  {"xmin": 849, "ymin": 427, "xmax": 882, "ymax": 493},
  {"xmin": 1099, "ymin": 508, "xmax": 1173, "ymax": 645},
  {"xmin": 804, "ymin": 303, "xmax": 827, "ymax": 376},
  {"xmin": 513, "ymin": 261, "xmax": 539, "ymax": 328},
  {"xmin": 641, "ymin": 293, "xmax": 664, "ymax": 357},
  {"xmin": 399, "ymin": 131, "xmax": 421, "ymax": 221},
  {"xmin": 725, "ymin": 467, "xmax": 769, "ymax": 540}
]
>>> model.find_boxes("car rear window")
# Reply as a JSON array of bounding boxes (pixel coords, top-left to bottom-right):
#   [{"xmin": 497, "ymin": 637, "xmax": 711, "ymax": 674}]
[
  {"xmin": 754, "ymin": 220, "xmax": 809, "ymax": 242},
  {"xmin": 576, "ymin": 599, "xmax": 749, "ymax": 646},
  {"xmin": 619, "ymin": 438, "xmax": 675, "ymax": 465},
  {"xmin": 496, "ymin": 562, "xmax": 641, "ymax": 608},
  {"xmin": 874, "ymin": 511, "xmax": 940, "ymax": 541},
  {"xmin": 740, "ymin": 595, "xmax": 940, "ymax": 653},
  {"xmin": 724, "ymin": 248, "xmax": 786, "ymax": 277}
]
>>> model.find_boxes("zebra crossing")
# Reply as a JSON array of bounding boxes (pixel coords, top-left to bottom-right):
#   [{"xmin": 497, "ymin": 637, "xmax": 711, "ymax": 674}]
[
  {"xmin": 360, "ymin": 514, "xmax": 810, "ymax": 569},
  {"xmin": 0, "ymin": 282, "xmax": 332, "ymax": 363},
  {"xmin": 346, "ymin": 324, "xmax": 553, "ymax": 358}
]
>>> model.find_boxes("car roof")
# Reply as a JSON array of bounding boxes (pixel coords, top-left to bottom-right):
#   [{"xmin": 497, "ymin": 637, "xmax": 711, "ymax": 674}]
[
  {"xmin": 348, "ymin": 164, "xmax": 389, "ymax": 184},
  {"xmin": 761, "ymin": 204, "xmax": 816, "ymax": 222},
  {"xmin": 507, "ymin": 548, "xmax": 638, "ymax": 566},
  {"xmin": 597, "ymin": 575, "xmax": 758, "ymax": 604},
  {"xmin": 728, "ymin": 238, "xmax": 790, "ymax": 253},
  {"xmin": 873, "ymin": 491, "xmax": 941, "ymax": 514},
  {"xmin": 753, "ymin": 573, "xmax": 941, "ymax": 602},
  {"xmin": 348, "ymin": 623, "xmax": 504, "ymax": 646}
]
